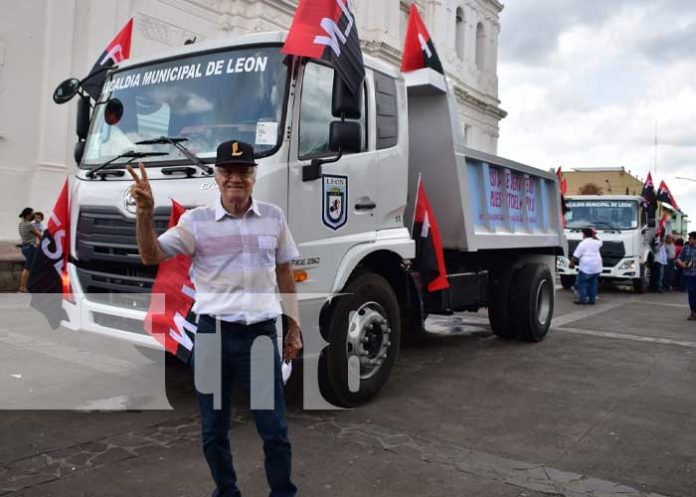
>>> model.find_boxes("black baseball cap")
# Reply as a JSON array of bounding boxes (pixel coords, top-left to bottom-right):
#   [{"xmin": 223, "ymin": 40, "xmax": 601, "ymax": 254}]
[{"xmin": 215, "ymin": 140, "xmax": 258, "ymax": 167}]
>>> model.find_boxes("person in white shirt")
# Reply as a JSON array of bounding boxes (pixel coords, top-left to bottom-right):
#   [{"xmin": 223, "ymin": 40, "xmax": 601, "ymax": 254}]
[
  {"xmin": 569, "ymin": 228, "xmax": 603, "ymax": 305},
  {"xmin": 128, "ymin": 140, "xmax": 301, "ymax": 497}
]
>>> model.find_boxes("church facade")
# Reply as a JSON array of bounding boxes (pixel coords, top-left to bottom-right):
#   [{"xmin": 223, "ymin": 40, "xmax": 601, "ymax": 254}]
[{"xmin": 0, "ymin": 0, "xmax": 504, "ymax": 239}]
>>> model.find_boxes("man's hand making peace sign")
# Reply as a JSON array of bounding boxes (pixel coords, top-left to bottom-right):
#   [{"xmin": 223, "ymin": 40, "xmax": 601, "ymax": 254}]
[
  {"xmin": 127, "ymin": 163, "xmax": 167, "ymax": 265},
  {"xmin": 127, "ymin": 163, "xmax": 155, "ymax": 212}
]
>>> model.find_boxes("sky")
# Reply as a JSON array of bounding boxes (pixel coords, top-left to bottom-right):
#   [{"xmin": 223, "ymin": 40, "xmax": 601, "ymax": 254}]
[{"xmin": 497, "ymin": 0, "xmax": 696, "ymax": 226}]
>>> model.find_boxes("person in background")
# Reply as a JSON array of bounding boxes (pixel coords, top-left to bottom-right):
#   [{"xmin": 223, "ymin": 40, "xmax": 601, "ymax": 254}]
[
  {"xmin": 663, "ymin": 234, "xmax": 676, "ymax": 292},
  {"xmin": 675, "ymin": 238, "xmax": 686, "ymax": 291},
  {"xmin": 33, "ymin": 211, "xmax": 45, "ymax": 245},
  {"xmin": 33, "ymin": 211, "xmax": 45, "ymax": 232},
  {"xmin": 675, "ymin": 232, "xmax": 696, "ymax": 321},
  {"xmin": 650, "ymin": 237, "xmax": 668, "ymax": 293},
  {"xmin": 569, "ymin": 227, "xmax": 603, "ymax": 305},
  {"xmin": 18, "ymin": 207, "xmax": 41, "ymax": 293}
]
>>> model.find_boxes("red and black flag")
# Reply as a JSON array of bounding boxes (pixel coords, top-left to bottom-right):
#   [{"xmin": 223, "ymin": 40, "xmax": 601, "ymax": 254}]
[
  {"xmin": 28, "ymin": 180, "xmax": 71, "ymax": 330},
  {"xmin": 82, "ymin": 18, "xmax": 133, "ymax": 100},
  {"xmin": 556, "ymin": 167, "xmax": 570, "ymax": 228},
  {"xmin": 401, "ymin": 3, "xmax": 444, "ymax": 74},
  {"xmin": 144, "ymin": 200, "xmax": 197, "ymax": 364},
  {"xmin": 641, "ymin": 172, "xmax": 657, "ymax": 219},
  {"xmin": 657, "ymin": 180, "xmax": 679, "ymax": 210},
  {"xmin": 412, "ymin": 178, "xmax": 449, "ymax": 292},
  {"xmin": 282, "ymin": 0, "xmax": 365, "ymax": 96}
]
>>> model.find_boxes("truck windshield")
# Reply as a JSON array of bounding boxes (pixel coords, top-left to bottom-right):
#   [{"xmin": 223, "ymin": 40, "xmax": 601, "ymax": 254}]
[
  {"xmin": 82, "ymin": 45, "xmax": 287, "ymax": 167},
  {"xmin": 565, "ymin": 200, "xmax": 639, "ymax": 230}
]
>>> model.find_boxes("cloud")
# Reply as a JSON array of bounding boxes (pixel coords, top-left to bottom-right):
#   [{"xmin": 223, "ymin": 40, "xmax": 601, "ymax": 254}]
[{"xmin": 497, "ymin": 1, "xmax": 696, "ymax": 221}]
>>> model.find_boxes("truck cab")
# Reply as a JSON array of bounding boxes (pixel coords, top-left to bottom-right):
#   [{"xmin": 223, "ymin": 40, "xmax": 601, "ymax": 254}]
[{"xmin": 557, "ymin": 195, "xmax": 652, "ymax": 293}]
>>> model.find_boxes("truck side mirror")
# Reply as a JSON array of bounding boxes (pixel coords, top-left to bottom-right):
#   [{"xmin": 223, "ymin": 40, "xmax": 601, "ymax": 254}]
[
  {"xmin": 332, "ymin": 72, "xmax": 362, "ymax": 119},
  {"xmin": 76, "ymin": 96, "xmax": 91, "ymax": 140},
  {"xmin": 329, "ymin": 121, "xmax": 361, "ymax": 153},
  {"xmin": 53, "ymin": 78, "xmax": 81, "ymax": 104}
]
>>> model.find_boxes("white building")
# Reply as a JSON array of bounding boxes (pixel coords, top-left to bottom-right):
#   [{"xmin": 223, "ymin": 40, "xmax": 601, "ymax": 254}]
[{"xmin": 0, "ymin": 0, "xmax": 505, "ymax": 241}]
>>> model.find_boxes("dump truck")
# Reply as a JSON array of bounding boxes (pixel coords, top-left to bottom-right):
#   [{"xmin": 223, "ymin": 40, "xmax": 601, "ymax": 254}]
[{"xmin": 56, "ymin": 31, "xmax": 565, "ymax": 406}]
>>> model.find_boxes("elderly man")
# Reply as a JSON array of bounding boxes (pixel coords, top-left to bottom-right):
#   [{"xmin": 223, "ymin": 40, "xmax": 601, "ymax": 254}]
[
  {"xmin": 128, "ymin": 140, "xmax": 301, "ymax": 497},
  {"xmin": 676, "ymin": 231, "xmax": 696, "ymax": 321}
]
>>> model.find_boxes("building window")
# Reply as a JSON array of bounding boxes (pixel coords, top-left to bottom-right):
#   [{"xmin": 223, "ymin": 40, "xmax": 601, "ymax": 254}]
[
  {"xmin": 475, "ymin": 22, "xmax": 485, "ymax": 70},
  {"xmin": 455, "ymin": 8, "xmax": 465, "ymax": 60}
]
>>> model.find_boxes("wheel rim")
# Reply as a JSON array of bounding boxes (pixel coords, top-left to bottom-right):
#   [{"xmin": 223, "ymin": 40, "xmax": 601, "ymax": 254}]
[
  {"xmin": 345, "ymin": 301, "xmax": 392, "ymax": 381},
  {"xmin": 535, "ymin": 279, "xmax": 552, "ymax": 327}
]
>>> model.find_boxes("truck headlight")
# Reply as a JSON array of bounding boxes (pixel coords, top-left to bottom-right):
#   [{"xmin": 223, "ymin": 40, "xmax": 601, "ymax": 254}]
[
  {"xmin": 618, "ymin": 259, "xmax": 637, "ymax": 271},
  {"xmin": 557, "ymin": 256, "xmax": 569, "ymax": 270}
]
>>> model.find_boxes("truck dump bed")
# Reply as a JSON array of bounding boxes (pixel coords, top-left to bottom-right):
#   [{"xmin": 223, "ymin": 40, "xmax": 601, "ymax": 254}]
[{"xmin": 404, "ymin": 69, "xmax": 565, "ymax": 254}]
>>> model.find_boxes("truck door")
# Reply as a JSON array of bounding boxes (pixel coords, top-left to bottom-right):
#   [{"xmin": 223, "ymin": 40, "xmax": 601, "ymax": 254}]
[{"xmin": 286, "ymin": 61, "xmax": 377, "ymax": 291}]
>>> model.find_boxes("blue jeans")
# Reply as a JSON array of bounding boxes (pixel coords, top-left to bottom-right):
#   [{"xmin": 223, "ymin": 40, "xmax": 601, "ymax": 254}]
[
  {"xmin": 20, "ymin": 243, "xmax": 36, "ymax": 269},
  {"xmin": 663, "ymin": 260, "xmax": 675, "ymax": 290},
  {"xmin": 687, "ymin": 276, "xmax": 696, "ymax": 313},
  {"xmin": 650, "ymin": 262, "xmax": 664, "ymax": 292},
  {"xmin": 193, "ymin": 315, "xmax": 296, "ymax": 497},
  {"xmin": 576, "ymin": 271, "xmax": 599, "ymax": 304}
]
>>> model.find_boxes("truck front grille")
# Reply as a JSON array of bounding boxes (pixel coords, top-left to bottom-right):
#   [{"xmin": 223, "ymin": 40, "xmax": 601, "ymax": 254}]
[{"xmin": 75, "ymin": 206, "xmax": 171, "ymax": 310}]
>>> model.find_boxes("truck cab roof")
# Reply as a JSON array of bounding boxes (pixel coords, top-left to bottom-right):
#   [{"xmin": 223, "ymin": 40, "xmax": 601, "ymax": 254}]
[
  {"xmin": 114, "ymin": 30, "xmax": 402, "ymax": 80},
  {"xmin": 565, "ymin": 195, "xmax": 642, "ymax": 202}
]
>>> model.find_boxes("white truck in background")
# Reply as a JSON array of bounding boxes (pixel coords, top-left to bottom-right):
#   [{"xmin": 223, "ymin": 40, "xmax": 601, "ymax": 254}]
[
  {"xmin": 54, "ymin": 31, "xmax": 566, "ymax": 407},
  {"xmin": 556, "ymin": 195, "xmax": 653, "ymax": 293}
]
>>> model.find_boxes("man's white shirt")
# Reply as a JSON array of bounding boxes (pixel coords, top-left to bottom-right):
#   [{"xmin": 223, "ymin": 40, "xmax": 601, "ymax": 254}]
[
  {"xmin": 157, "ymin": 197, "xmax": 299, "ymax": 324},
  {"xmin": 573, "ymin": 238, "xmax": 603, "ymax": 275}
]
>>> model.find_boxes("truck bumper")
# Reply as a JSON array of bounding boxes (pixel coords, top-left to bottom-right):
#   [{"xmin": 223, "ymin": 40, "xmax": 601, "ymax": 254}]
[
  {"xmin": 61, "ymin": 263, "xmax": 161, "ymax": 348},
  {"xmin": 62, "ymin": 264, "xmax": 329, "ymax": 352},
  {"xmin": 557, "ymin": 256, "xmax": 641, "ymax": 282}
]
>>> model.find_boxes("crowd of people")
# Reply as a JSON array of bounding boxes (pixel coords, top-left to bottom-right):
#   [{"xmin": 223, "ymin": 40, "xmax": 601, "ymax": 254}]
[
  {"xmin": 650, "ymin": 234, "xmax": 691, "ymax": 293},
  {"xmin": 569, "ymin": 227, "xmax": 696, "ymax": 321},
  {"xmin": 17, "ymin": 207, "xmax": 44, "ymax": 293}
]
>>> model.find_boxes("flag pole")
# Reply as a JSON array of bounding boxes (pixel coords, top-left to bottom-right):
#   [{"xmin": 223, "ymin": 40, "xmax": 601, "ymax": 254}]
[{"xmin": 411, "ymin": 172, "xmax": 422, "ymax": 234}]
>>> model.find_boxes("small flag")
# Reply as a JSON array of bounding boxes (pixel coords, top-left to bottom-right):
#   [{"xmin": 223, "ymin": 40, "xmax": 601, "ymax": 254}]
[
  {"xmin": 412, "ymin": 178, "xmax": 449, "ymax": 292},
  {"xmin": 82, "ymin": 18, "xmax": 134, "ymax": 100},
  {"xmin": 401, "ymin": 3, "xmax": 444, "ymax": 74},
  {"xmin": 282, "ymin": 0, "xmax": 365, "ymax": 96},
  {"xmin": 640, "ymin": 172, "xmax": 657, "ymax": 219},
  {"xmin": 28, "ymin": 180, "xmax": 70, "ymax": 329},
  {"xmin": 144, "ymin": 200, "xmax": 197, "ymax": 364},
  {"xmin": 656, "ymin": 180, "xmax": 679, "ymax": 211}
]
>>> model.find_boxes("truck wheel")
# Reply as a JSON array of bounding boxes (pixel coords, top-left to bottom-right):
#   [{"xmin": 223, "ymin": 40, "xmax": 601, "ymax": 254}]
[
  {"xmin": 510, "ymin": 263, "xmax": 555, "ymax": 343},
  {"xmin": 323, "ymin": 273, "xmax": 401, "ymax": 407},
  {"xmin": 633, "ymin": 264, "xmax": 649, "ymax": 294},
  {"xmin": 488, "ymin": 265, "xmax": 519, "ymax": 339},
  {"xmin": 560, "ymin": 275, "xmax": 576, "ymax": 290}
]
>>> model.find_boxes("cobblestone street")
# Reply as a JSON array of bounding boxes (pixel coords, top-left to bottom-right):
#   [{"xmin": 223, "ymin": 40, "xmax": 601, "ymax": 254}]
[{"xmin": 1, "ymin": 287, "xmax": 694, "ymax": 496}]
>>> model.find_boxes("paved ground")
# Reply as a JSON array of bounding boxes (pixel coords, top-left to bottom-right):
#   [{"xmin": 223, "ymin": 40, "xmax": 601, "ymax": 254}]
[{"xmin": 0, "ymin": 286, "xmax": 695, "ymax": 496}]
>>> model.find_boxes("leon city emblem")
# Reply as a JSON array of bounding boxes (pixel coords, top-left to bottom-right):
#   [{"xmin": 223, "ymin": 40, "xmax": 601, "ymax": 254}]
[{"xmin": 322, "ymin": 174, "xmax": 348, "ymax": 230}]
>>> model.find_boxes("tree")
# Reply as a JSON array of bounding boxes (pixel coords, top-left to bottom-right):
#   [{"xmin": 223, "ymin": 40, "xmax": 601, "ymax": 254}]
[{"xmin": 578, "ymin": 183, "xmax": 603, "ymax": 195}]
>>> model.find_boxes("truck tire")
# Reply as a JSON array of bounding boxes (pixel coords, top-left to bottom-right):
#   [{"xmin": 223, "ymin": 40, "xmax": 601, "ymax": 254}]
[
  {"xmin": 560, "ymin": 275, "xmax": 576, "ymax": 290},
  {"xmin": 509, "ymin": 263, "xmax": 555, "ymax": 342},
  {"xmin": 488, "ymin": 264, "xmax": 519, "ymax": 339},
  {"xmin": 633, "ymin": 264, "xmax": 649, "ymax": 294},
  {"xmin": 322, "ymin": 273, "xmax": 401, "ymax": 407}
]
